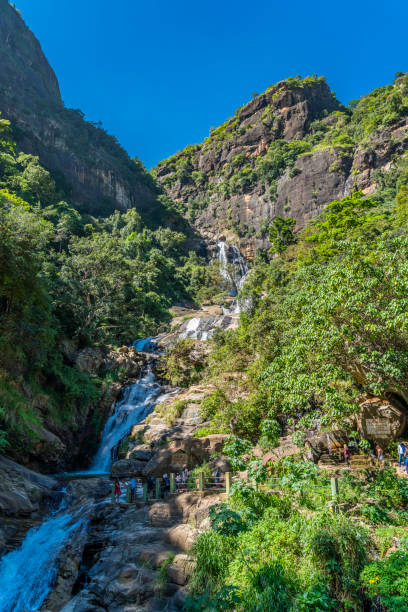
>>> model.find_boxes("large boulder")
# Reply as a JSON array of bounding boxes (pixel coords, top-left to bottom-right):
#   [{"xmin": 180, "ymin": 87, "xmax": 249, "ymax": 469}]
[
  {"xmin": 0, "ymin": 456, "xmax": 59, "ymax": 554},
  {"xmin": 354, "ymin": 396, "xmax": 406, "ymax": 445},
  {"xmin": 110, "ymin": 458, "xmax": 147, "ymax": 478},
  {"xmin": 143, "ymin": 435, "xmax": 228, "ymax": 477}
]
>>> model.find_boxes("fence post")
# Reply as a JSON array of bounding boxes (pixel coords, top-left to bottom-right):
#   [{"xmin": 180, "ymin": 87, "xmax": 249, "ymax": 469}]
[
  {"xmin": 111, "ymin": 484, "xmax": 115, "ymax": 504},
  {"xmin": 199, "ymin": 472, "xmax": 204, "ymax": 492},
  {"xmin": 252, "ymin": 480, "xmax": 259, "ymax": 492},
  {"xmin": 331, "ymin": 477, "xmax": 339, "ymax": 500},
  {"xmin": 155, "ymin": 478, "xmax": 161, "ymax": 500},
  {"xmin": 330, "ymin": 477, "xmax": 339, "ymax": 513},
  {"xmin": 170, "ymin": 473, "xmax": 175, "ymax": 494},
  {"xmin": 143, "ymin": 481, "xmax": 148, "ymax": 502},
  {"xmin": 225, "ymin": 472, "xmax": 232, "ymax": 496}
]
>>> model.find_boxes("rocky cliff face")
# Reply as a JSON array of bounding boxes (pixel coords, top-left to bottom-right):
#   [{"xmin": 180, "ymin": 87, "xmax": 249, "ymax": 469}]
[
  {"xmin": 155, "ymin": 75, "xmax": 408, "ymax": 258},
  {"xmin": 0, "ymin": 0, "xmax": 159, "ymax": 218}
]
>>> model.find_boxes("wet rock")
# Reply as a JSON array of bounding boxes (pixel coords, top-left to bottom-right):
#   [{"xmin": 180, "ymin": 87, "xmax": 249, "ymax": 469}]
[{"xmin": 66, "ymin": 478, "xmax": 113, "ymax": 503}]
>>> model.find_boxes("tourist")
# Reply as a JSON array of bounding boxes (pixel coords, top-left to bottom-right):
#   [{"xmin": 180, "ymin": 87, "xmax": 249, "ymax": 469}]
[
  {"xmin": 376, "ymin": 445, "xmax": 384, "ymax": 469},
  {"xmin": 343, "ymin": 444, "xmax": 350, "ymax": 468},
  {"xmin": 147, "ymin": 475, "xmax": 155, "ymax": 497},
  {"xmin": 176, "ymin": 472, "xmax": 182, "ymax": 490},
  {"xmin": 212, "ymin": 467, "xmax": 221, "ymax": 487},
  {"xmin": 398, "ymin": 441, "xmax": 406, "ymax": 467},
  {"xmin": 182, "ymin": 464, "xmax": 189, "ymax": 487},
  {"xmin": 130, "ymin": 474, "xmax": 136, "ymax": 502},
  {"xmin": 162, "ymin": 473, "xmax": 170, "ymax": 494},
  {"xmin": 114, "ymin": 479, "xmax": 121, "ymax": 503}
]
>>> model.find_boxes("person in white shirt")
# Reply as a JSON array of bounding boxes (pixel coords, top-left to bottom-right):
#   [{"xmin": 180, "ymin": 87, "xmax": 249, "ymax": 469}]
[{"xmin": 398, "ymin": 442, "xmax": 406, "ymax": 467}]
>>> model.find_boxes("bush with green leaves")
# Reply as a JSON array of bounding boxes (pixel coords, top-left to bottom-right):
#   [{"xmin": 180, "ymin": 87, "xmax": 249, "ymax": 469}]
[
  {"xmin": 187, "ymin": 492, "xmax": 369, "ymax": 611},
  {"xmin": 0, "ymin": 114, "xmax": 207, "ymax": 452},
  {"xmin": 361, "ymin": 547, "xmax": 408, "ymax": 612}
]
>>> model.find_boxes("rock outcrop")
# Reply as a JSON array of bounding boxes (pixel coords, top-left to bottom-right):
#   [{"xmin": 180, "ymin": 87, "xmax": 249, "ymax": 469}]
[
  {"xmin": 155, "ymin": 75, "xmax": 408, "ymax": 257},
  {"xmin": 53, "ymin": 491, "xmax": 223, "ymax": 612},
  {"xmin": 0, "ymin": 0, "xmax": 161, "ymax": 219},
  {"xmin": 0, "ymin": 456, "xmax": 59, "ymax": 554}
]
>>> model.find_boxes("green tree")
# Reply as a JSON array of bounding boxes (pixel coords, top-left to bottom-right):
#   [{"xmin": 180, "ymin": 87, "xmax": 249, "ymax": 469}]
[{"xmin": 268, "ymin": 216, "xmax": 296, "ymax": 254}]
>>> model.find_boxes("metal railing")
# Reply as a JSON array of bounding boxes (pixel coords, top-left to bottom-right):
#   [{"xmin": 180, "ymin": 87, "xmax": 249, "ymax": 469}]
[{"xmin": 111, "ymin": 473, "xmax": 340, "ymax": 510}]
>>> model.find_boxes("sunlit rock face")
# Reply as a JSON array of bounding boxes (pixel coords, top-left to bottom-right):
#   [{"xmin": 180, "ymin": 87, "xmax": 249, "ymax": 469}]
[
  {"xmin": 156, "ymin": 77, "xmax": 408, "ymax": 257},
  {"xmin": 0, "ymin": 0, "xmax": 159, "ymax": 217}
]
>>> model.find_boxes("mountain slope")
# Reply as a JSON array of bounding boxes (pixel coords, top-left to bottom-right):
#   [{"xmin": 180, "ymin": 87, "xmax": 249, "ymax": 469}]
[
  {"xmin": 155, "ymin": 74, "xmax": 408, "ymax": 258},
  {"xmin": 0, "ymin": 0, "xmax": 160, "ymax": 219}
]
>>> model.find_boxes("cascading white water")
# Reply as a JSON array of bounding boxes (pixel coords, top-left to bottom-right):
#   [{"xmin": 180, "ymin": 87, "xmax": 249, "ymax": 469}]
[
  {"xmin": 217, "ymin": 241, "xmax": 232, "ymax": 286},
  {"xmin": 0, "ymin": 500, "xmax": 86, "ymax": 612},
  {"xmin": 0, "ymin": 337, "xmax": 179, "ymax": 608},
  {"xmin": 230, "ymin": 244, "xmax": 249, "ymax": 284},
  {"xmin": 217, "ymin": 241, "xmax": 250, "ymax": 313},
  {"xmin": 91, "ymin": 362, "xmax": 162, "ymax": 473}
]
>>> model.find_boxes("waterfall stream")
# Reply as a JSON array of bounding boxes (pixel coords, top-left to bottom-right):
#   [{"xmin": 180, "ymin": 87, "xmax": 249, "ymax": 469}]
[
  {"xmin": 217, "ymin": 241, "xmax": 250, "ymax": 313},
  {"xmin": 0, "ymin": 337, "xmax": 169, "ymax": 611},
  {"xmin": 0, "ymin": 499, "xmax": 86, "ymax": 612},
  {"xmin": 0, "ymin": 246, "xmax": 251, "ymax": 609},
  {"xmin": 91, "ymin": 363, "xmax": 162, "ymax": 473}
]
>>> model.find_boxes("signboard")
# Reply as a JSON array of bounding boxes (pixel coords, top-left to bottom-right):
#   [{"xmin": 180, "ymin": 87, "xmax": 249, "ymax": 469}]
[{"xmin": 365, "ymin": 419, "xmax": 391, "ymax": 436}]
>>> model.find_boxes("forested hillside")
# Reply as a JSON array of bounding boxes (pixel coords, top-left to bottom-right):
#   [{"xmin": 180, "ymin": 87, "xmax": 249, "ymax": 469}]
[
  {"xmin": 166, "ymin": 85, "xmax": 408, "ymax": 610},
  {"xmin": 0, "ymin": 115, "xmax": 222, "ymax": 464},
  {"xmin": 155, "ymin": 73, "xmax": 408, "ymax": 259}
]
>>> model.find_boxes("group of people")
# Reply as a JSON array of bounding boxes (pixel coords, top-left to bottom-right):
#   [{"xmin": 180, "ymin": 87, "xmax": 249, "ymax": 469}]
[
  {"xmin": 112, "ymin": 465, "xmax": 192, "ymax": 503},
  {"xmin": 343, "ymin": 443, "xmax": 385, "ymax": 468},
  {"xmin": 342, "ymin": 441, "xmax": 408, "ymax": 470},
  {"xmin": 112, "ymin": 463, "xmax": 226, "ymax": 503}
]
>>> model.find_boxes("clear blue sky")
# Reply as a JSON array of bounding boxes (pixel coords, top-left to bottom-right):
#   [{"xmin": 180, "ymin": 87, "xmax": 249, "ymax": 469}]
[{"xmin": 14, "ymin": 0, "xmax": 408, "ymax": 168}]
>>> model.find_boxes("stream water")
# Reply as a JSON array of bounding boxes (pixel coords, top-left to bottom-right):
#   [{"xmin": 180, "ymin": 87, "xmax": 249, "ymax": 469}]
[
  {"xmin": 0, "ymin": 242, "xmax": 250, "ymax": 610},
  {"xmin": 0, "ymin": 339, "xmax": 167, "ymax": 611},
  {"xmin": 0, "ymin": 499, "xmax": 86, "ymax": 612}
]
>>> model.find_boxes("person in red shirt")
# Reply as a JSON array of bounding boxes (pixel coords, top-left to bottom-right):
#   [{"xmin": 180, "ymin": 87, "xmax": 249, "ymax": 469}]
[
  {"xmin": 344, "ymin": 444, "xmax": 350, "ymax": 468},
  {"xmin": 114, "ymin": 479, "xmax": 121, "ymax": 503}
]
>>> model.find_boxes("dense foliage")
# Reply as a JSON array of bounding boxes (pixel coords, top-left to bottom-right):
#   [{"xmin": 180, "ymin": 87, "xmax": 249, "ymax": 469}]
[
  {"xmin": 0, "ymin": 116, "xmax": 218, "ymax": 452},
  {"xmin": 196, "ymin": 165, "xmax": 408, "ymax": 442},
  {"xmin": 186, "ymin": 462, "xmax": 408, "ymax": 611}
]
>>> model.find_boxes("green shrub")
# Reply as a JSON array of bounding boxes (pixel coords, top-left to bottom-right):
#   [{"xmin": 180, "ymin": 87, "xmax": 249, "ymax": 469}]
[{"xmin": 362, "ymin": 548, "xmax": 408, "ymax": 611}]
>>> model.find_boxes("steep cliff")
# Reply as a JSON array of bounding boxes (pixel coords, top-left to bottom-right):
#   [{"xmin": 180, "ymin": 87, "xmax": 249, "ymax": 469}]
[
  {"xmin": 0, "ymin": 0, "xmax": 160, "ymax": 219},
  {"xmin": 155, "ymin": 74, "xmax": 408, "ymax": 257}
]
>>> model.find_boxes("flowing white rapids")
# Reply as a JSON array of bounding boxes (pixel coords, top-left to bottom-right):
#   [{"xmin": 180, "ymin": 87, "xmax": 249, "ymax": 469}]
[
  {"xmin": 217, "ymin": 241, "xmax": 250, "ymax": 313},
  {"xmin": 0, "ymin": 501, "xmax": 86, "ymax": 612},
  {"xmin": 91, "ymin": 362, "xmax": 163, "ymax": 473},
  {"xmin": 0, "ymin": 337, "xmax": 171, "ymax": 610}
]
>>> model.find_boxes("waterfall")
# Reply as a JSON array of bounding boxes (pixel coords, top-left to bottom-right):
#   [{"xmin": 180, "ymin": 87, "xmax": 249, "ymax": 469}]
[
  {"xmin": 0, "ymin": 336, "xmax": 170, "ymax": 608},
  {"xmin": 217, "ymin": 241, "xmax": 232, "ymax": 286},
  {"xmin": 91, "ymin": 362, "xmax": 162, "ymax": 473},
  {"xmin": 0, "ymin": 500, "xmax": 86, "ymax": 612},
  {"xmin": 230, "ymin": 244, "xmax": 249, "ymax": 284},
  {"xmin": 217, "ymin": 241, "xmax": 250, "ymax": 313}
]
